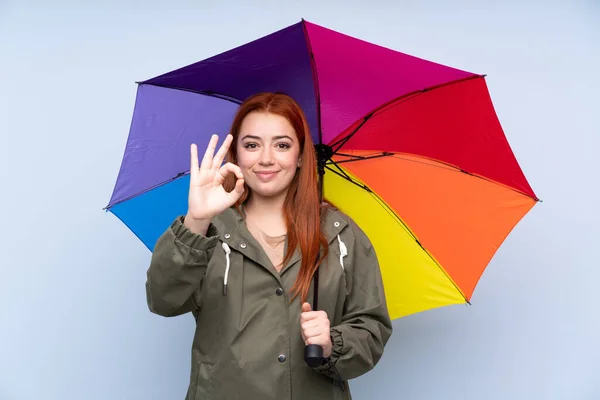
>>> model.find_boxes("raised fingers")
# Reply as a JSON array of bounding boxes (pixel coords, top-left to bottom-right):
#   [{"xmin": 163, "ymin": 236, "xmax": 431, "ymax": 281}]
[
  {"xmin": 211, "ymin": 134, "xmax": 233, "ymax": 170},
  {"xmin": 200, "ymin": 134, "xmax": 219, "ymax": 172},
  {"xmin": 190, "ymin": 143, "xmax": 199, "ymax": 176}
]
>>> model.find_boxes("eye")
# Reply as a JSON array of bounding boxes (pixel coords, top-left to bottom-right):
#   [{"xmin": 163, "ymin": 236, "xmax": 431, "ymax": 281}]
[
  {"xmin": 276, "ymin": 142, "xmax": 291, "ymax": 149},
  {"xmin": 243, "ymin": 142, "xmax": 258, "ymax": 149}
]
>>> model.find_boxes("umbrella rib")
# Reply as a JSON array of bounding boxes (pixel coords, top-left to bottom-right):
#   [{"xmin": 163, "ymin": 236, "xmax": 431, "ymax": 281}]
[
  {"xmin": 328, "ymin": 152, "xmax": 394, "ymax": 164},
  {"xmin": 104, "ymin": 170, "xmax": 190, "ymax": 210},
  {"xmin": 389, "ymin": 154, "xmax": 541, "ymax": 201},
  {"xmin": 325, "ymin": 162, "xmax": 470, "ymax": 304},
  {"xmin": 366, "ymin": 189, "xmax": 471, "ymax": 305},
  {"xmin": 328, "ymin": 74, "xmax": 484, "ymax": 151},
  {"xmin": 325, "ymin": 166, "xmax": 357, "ymax": 192},
  {"xmin": 329, "ymin": 152, "xmax": 540, "ymax": 201},
  {"xmin": 325, "ymin": 164, "xmax": 418, "ymax": 241},
  {"xmin": 301, "ymin": 19, "xmax": 323, "ymax": 146},
  {"xmin": 329, "ymin": 92, "xmax": 423, "ymax": 151},
  {"xmin": 330, "ymin": 115, "xmax": 373, "ymax": 154}
]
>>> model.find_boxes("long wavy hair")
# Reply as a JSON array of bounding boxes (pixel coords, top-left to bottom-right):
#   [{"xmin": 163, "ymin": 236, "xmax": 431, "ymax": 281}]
[{"xmin": 223, "ymin": 92, "xmax": 328, "ymax": 303}]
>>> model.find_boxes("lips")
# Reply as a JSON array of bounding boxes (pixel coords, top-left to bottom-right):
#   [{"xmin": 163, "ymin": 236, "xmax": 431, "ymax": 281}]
[{"xmin": 254, "ymin": 170, "xmax": 279, "ymax": 181}]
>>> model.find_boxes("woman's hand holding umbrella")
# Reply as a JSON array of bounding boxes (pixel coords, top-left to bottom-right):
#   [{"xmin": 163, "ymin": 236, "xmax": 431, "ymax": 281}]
[
  {"xmin": 184, "ymin": 134, "xmax": 245, "ymax": 235},
  {"xmin": 301, "ymin": 302, "xmax": 333, "ymax": 359}
]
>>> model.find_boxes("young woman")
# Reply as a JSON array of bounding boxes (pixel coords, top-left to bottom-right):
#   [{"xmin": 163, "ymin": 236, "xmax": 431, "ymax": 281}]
[{"xmin": 145, "ymin": 92, "xmax": 393, "ymax": 399}]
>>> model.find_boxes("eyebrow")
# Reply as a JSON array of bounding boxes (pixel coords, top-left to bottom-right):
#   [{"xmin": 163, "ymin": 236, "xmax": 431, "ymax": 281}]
[{"xmin": 240, "ymin": 134, "xmax": 294, "ymax": 141}]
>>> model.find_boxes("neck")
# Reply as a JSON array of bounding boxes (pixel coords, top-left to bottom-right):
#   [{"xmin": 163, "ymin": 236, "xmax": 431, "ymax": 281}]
[
  {"xmin": 245, "ymin": 191, "xmax": 287, "ymax": 216},
  {"xmin": 244, "ymin": 191, "xmax": 288, "ymax": 234}
]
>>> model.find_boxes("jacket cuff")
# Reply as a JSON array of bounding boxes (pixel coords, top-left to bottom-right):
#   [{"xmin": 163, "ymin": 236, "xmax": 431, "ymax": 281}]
[
  {"xmin": 313, "ymin": 328, "xmax": 344, "ymax": 376},
  {"xmin": 170, "ymin": 216, "xmax": 220, "ymax": 251}
]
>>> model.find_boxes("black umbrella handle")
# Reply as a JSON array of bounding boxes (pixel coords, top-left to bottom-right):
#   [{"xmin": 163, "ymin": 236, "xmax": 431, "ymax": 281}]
[
  {"xmin": 305, "ymin": 161, "xmax": 328, "ymax": 369},
  {"xmin": 304, "ymin": 343, "xmax": 324, "ymax": 367},
  {"xmin": 304, "ymin": 266, "xmax": 324, "ymax": 368}
]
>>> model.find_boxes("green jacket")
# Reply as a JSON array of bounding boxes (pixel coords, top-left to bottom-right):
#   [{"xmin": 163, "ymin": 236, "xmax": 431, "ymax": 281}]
[{"xmin": 146, "ymin": 206, "xmax": 393, "ymax": 400}]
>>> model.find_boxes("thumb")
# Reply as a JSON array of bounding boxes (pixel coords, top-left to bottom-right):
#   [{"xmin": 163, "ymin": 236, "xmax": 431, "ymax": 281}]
[{"xmin": 301, "ymin": 302, "xmax": 312, "ymax": 313}]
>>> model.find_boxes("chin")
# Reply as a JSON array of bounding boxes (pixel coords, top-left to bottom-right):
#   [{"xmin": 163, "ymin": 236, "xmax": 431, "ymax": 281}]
[
  {"xmin": 248, "ymin": 181, "xmax": 293, "ymax": 199},
  {"xmin": 252, "ymin": 188, "xmax": 287, "ymax": 199}
]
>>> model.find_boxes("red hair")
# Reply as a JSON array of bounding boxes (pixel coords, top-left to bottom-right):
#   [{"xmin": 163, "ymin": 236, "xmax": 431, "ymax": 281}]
[{"xmin": 224, "ymin": 92, "xmax": 328, "ymax": 303}]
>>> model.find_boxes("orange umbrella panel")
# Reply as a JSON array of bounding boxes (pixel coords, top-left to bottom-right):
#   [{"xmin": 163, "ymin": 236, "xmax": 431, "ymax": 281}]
[{"xmin": 324, "ymin": 153, "xmax": 536, "ymax": 320}]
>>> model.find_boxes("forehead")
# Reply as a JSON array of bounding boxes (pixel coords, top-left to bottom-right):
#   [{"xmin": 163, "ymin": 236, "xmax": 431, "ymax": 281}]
[{"xmin": 239, "ymin": 111, "xmax": 297, "ymax": 140}]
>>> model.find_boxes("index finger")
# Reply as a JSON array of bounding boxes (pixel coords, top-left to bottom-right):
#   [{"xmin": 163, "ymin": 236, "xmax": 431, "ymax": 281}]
[
  {"xmin": 200, "ymin": 134, "xmax": 219, "ymax": 171},
  {"xmin": 190, "ymin": 143, "xmax": 199, "ymax": 176},
  {"xmin": 300, "ymin": 311, "xmax": 319, "ymax": 324},
  {"xmin": 211, "ymin": 134, "xmax": 233, "ymax": 170}
]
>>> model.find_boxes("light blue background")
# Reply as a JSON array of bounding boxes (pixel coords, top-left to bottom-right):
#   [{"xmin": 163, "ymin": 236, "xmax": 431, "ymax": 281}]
[{"xmin": 1, "ymin": 1, "xmax": 598, "ymax": 399}]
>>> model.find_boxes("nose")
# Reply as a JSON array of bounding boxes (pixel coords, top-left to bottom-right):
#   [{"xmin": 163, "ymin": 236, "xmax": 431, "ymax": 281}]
[{"xmin": 259, "ymin": 146, "xmax": 274, "ymax": 165}]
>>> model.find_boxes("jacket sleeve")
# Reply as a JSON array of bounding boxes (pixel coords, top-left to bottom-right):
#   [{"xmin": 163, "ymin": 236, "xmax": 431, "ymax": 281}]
[
  {"xmin": 145, "ymin": 216, "xmax": 220, "ymax": 317},
  {"xmin": 314, "ymin": 221, "xmax": 393, "ymax": 381}
]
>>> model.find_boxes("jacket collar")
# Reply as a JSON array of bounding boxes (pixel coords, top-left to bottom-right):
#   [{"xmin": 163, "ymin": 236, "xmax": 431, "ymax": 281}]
[
  {"xmin": 212, "ymin": 205, "xmax": 349, "ymax": 275},
  {"xmin": 322, "ymin": 205, "xmax": 350, "ymax": 243}
]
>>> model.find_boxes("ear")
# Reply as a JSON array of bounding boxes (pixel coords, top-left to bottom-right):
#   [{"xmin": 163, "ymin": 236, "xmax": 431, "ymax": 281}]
[{"xmin": 297, "ymin": 157, "xmax": 302, "ymax": 168}]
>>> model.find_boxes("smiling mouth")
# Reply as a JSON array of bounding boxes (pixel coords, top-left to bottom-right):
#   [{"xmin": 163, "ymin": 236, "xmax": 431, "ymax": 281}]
[{"xmin": 254, "ymin": 170, "xmax": 279, "ymax": 180}]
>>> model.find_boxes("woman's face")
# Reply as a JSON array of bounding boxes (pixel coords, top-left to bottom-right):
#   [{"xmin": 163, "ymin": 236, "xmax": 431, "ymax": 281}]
[{"xmin": 236, "ymin": 111, "xmax": 302, "ymax": 200}]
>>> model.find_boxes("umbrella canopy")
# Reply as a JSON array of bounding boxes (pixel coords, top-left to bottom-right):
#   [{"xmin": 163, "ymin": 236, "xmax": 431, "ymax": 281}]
[{"xmin": 106, "ymin": 19, "xmax": 539, "ymax": 320}]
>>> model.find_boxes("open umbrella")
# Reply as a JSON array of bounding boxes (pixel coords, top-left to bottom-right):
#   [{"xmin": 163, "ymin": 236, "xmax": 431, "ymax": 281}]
[{"xmin": 106, "ymin": 19, "xmax": 539, "ymax": 324}]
